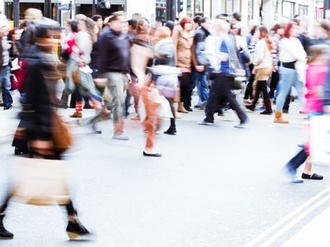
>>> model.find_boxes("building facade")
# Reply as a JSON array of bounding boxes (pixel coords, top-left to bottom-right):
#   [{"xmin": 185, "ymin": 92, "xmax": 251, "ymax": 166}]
[{"xmin": 0, "ymin": 0, "xmax": 324, "ymax": 27}]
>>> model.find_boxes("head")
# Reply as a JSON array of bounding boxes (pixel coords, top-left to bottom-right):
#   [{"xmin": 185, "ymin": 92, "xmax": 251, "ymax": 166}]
[
  {"xmin": 271, "ymin": 23, "xmax": 284, "ymax": 37},
  {"xmin": 232, "ymin": 12, "xmax": 241, "ymax": 22},
  {"xmin": 108, "ymin": 11, "xmax": 127, "ymax": 33},
  {"xmin": 237, "ymin": 26, "xmax": 248, "ymax": 37},
  {"xmin": 75, "ymin": 14, "xmax": 87, "ymax": 31},
  {"xmin": 91, "ymin": 14, "xmax": 103, "ymax": 30},
  {"xmin": 34, "ymin": 18, "xmax": 61, "ymax": 53},
  {"xmin": 24, "ymin": 8, "xmax": 43, "ymax": 22},
  {"xmin": 193, "ymin": 15, "xmax": 203, "ymax": 29},
  {"xmin": 136, "ymin": 18, "xmax": 150, "ymax": 35},
  {"xmin": 307, "ymin": 44, "xmax": 330, "ymax": 64},
  {"xmin": 200, "ymin": 17, "xmax": 212, "ymax": 31},
  {"xmin": 85, "ymin": 17, "xmax": 97, "ymax": 43},
  {"xmin": 283, "ymin": 21, "xmax": 299, "ymax": 38},
  {"xmin": 69, "ymin": 20, "xmax": 79, "ymax": 33},
  {"xmin": 211, "ymin": 19, "xmax": 230, "ymax": 34},
  {"xmin": 127, "ymin": 19, "xmax": 137, "ymax": 33},
  {"xmin": 165, "ymin": 20, "xmax": 175, "ymax": 34},
  {"xmin": 179, "ymin": 17, "xmax": 193, "ymax": 31},
  {"xmin": 230, "ymin": 23, "xmax": 238, "ymax": 35},
  {"xmin": 313, "ymin": 20, "xmax": 330, "ymax": 39}
]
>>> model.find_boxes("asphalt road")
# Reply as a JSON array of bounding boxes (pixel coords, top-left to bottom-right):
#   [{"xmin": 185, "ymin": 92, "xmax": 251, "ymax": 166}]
[{"xmin": 0, "ymin": 95, "xmax": 330, "ymax": 247}]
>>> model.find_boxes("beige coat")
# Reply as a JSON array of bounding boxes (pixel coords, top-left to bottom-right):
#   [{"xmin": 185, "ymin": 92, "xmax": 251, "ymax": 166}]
[{"xmin": 172, "ymin": 26, "xmax": 194, "ymax": 69}]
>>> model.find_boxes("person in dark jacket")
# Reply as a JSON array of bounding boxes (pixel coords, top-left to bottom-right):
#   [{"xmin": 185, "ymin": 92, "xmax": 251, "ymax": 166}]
[
  {"xmin": 191, "ymin": 17, "xmax": 212, "ymax": 110},
  {"xmin": 98, "ymin": 11, "xmax": 131, "ymax": 140},
  {"xmin": 1, "ymin": 18, "xmax": 92, "ymax": 241}
]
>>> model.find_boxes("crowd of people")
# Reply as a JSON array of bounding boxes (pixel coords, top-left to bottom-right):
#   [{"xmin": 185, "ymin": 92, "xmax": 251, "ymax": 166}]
[{"xmin": 1, "ymin": 7, "xmax": 330, "ymax": 240}]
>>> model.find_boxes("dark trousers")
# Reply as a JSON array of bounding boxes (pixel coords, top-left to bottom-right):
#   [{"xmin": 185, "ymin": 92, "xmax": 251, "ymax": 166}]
[
  {"xmin": 179, "ymin": 72, "xmax": 191, "ymax": 106},
  {"xmin": 205, "ymin": 73, "xmax": 247, "ymax": 123},
  {"xmin": 285, "ymin": 147, "xmax": 308, "ymax": 171},
  {"xmin": 269, "ymin": 70, "xmax": 279, "ymax": 99},
  {"xmin": 252, "ymin": 80, "xmax": 270, "ymax": 105}
]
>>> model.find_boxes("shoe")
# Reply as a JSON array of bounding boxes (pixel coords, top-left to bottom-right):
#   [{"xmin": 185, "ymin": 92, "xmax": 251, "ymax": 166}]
[
  {"xmin": 112, "ymin": 132, "xmax": 129, "ymax": 141},
  {"xmin": 14, "ymin": 146, "xmax": 29, "ymax": 155},
  {"xmin": 3, "ymin": 106, "xmax": 13, "ymax": 110},
  {"xmin": 69, "ymin": 111, "xmax": 82, "ymax": 118},
  {"xmin": 66, "ymin": 221, "xmax": 92, "ymax": 241},
  {"xmin": 283, "ymin": 165, "xmax": 303, "ymax": 183},
  {"xmin": 185, "ymin": 106, "xmax": 193, "ymax": 112},
  {"xmin": 198, "ymin": 119, "xmax": 214, "ymax": 126},
  {"xmin": 282, "ymin": 109, "xmax": 289, "ymax": 114},
  {"xmin": 245, "ymin": 104, "xmax": 255, "ymax": 111},
  {"xmin": 234, "ymin": 118, "xmax": 248, "ymax": 129},
  {"xmin": 0, "ymin": 226, "xmax": 14, "ymax": 239},
  {"xmin": 194, "ymin": 104, "xmax": 201, "ymax": 109},
  {"xmin": 143, "ymin": 151, "xmax": 162, "ymax": 157},
  {"xmin": 302, "ymin": 173, "xmax": 323, "ymax": 180},
  {"xmin": 163, "ymin": 127, "xmax": 176, "ymax": 135},
  {"xmin": 131, "ymin": 115, "xmax": 140, "ymax": 121}
]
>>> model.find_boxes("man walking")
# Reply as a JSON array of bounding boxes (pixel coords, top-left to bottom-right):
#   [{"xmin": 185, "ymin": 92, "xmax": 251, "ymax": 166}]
[{"xmin": 98, "ymin": 12, "xmax": 131, "ymax": 140}]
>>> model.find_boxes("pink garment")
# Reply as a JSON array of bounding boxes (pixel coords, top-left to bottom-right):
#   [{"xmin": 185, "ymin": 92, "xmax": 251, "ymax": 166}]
[{"xmin": 304, "ymin": 64, "xmax": 328, "ymax": 113}]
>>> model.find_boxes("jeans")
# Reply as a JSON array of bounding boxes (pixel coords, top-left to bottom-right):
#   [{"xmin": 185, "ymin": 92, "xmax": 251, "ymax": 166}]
[
  {"xmin": 275, "ymin": 66, "xmax": 304, "ymax": 111},
  {"xmin": 285, "ymin": 147, "xmax": 308, "ymax": 172},
  {"xmin": 191, "ymin": 70, "xmax": 209, "ymax": 106},
  {"xmin": 0, "ymin": 65, "xmax": 13, "ymax": 108}
]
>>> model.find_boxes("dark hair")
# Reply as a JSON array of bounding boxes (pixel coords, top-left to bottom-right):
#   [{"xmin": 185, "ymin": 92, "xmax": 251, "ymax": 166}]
[
  {"xmin": 128, "ymin": 19, "xmax": 137, "ymax": 28},
  {"xmin": 91, "ymin": 14, "xmax": 102, "ymax": 22},
  {"xmin": 108, "ymin": 11, "xmax": 125, "ymax": 22},
  {"xmin": 70, "ymin": 20, "xmax": 79, "ymax": 33},
  {"xmin": 193, "ymin": 15, "xmax": 203, "ymax": 26},
  {"xmin": 250, "ymin": 25, "xmax": 258, "ymax": 36},
  {"xmin": 165, "ymin": 20, "xmax": 175, "ymax": 35},
  {"xmin": 271, "ymin": 23, "xmax": 283, "ymax": 33},
  {"xmin": 200, "ymin": 17, "xmax": 210, "ymax": 24},
  {"xmin": 232, "ymin": 12, "xmax": 241, "ymax": 22},
  {"xmin": 7, "ymin": 27, "xmax": 18, "ymax": 40}
]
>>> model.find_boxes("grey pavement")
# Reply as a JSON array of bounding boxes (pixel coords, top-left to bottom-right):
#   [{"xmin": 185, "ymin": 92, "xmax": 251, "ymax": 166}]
[{"xmin": 0, "ymin": 90, "xmax": 330, "ymax": 246}]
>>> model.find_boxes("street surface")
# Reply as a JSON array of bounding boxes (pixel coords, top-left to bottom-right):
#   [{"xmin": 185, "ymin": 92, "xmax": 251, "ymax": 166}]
[{"xmin": 0, "ymin": 93, "xmax": 330, "ymax": 247}]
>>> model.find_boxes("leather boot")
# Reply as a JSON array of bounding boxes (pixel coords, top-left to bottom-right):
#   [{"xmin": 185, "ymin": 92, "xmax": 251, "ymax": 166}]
[
  {"xmin": 0, "ymin": 215, "xmax": 13, "ymax": 239},
  {"xmin": 164, "ymin": 118, "xmax": 176, "ymax": 135},
  {"xmin": 274, "ymin": 111, "xmax": 289, "ymax": 124},
  {"xmin": 177, "ymin": 102, "xmax": 188, "ymax": 113},
  {"xmin": 260, "ymin": 99, "xmax": 273, "ymax": 115}
]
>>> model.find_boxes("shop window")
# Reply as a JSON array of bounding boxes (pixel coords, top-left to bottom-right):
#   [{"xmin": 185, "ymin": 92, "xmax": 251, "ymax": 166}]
[{"xmin": 282, "ymin": 1, "xmax": 295, "ymax": 18}]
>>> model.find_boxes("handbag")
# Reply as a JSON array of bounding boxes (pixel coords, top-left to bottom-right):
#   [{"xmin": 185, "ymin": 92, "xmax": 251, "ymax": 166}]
[
  {"xmin": 11, "ymin": 157, "xmax": 70, "ymax": 206},
  {"xmin": 309, "ymin": 115, "xmax": 330, "ymax": 165},
  {"xmin": 52, "ymin": 110, "xmax": 73, "ymax": 154}
]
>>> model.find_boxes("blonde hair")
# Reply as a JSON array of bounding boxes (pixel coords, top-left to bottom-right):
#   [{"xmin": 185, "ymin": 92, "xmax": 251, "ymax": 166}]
[{"xmin": 25, "ymin": 8, "xmax": 42, "ymax": 21}]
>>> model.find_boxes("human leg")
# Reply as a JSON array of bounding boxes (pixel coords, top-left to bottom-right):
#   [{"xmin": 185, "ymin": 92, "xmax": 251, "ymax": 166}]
[{"xmin": 2, "ymin": 66, "xmax": 13, "ymax": 110}]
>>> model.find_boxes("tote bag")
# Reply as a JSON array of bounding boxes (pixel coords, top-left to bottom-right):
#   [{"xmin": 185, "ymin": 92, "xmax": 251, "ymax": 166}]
[
  {"xmin": 12, "ymin": 157, "xmax": 70, "ymax": 206},
  {"xmin": 310, "ymin": 115, "xmax": 330, "ymax": 165}
]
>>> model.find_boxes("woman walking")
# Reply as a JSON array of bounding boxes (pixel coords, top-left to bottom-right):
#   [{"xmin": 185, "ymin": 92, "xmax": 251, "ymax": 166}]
[{"xmin": 245, "ymin": 25, "xmax": 273, "ymax": 115}]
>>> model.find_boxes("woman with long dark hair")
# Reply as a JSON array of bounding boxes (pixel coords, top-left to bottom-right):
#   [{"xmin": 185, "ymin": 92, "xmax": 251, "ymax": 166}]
[{"xmin": 245, "ymin": 25, "xmax": 274, "ymax": 115}]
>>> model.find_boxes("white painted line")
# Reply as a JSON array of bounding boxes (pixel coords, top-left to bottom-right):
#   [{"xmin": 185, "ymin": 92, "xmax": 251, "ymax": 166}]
[
  {"xmin": 244, "ymin": 187, "xmax": 330, "ymax": 247},
  {"xmin": 262, "ymin": 194, "xmax": 330, "ymax": 246},
  {"xmin": 282, "ymin": 207, "xmax": 330, "ymax": 247}
]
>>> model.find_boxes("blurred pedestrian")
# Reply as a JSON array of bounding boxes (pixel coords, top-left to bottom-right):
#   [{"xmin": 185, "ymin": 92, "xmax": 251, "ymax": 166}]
[{"xmin": 1, "ymin": 18, "xmax": 92, "ymax": 240}]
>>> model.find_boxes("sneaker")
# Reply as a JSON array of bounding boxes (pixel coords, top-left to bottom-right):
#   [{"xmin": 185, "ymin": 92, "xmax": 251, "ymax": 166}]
[
  {"xmin": 198, "ymin": 119, "xmax": 214, "ymax": 126},
  {"xmin": 66, "ymin": 221, "xmax": 92, "ymax": 241},
  {"xmin": 234, "ymin": 118, "xmax": 248, "ymax": 129},
  {"xmin": 112, "ymin": 132, "xmax": 129, "ymax": 141},
  {"xmin": 3, "ymin": 106, "xmax": 13, "ymax": 110},
  {"xmin": 0, "ymin": 226, "xmax": 14, "ymax": 239}
]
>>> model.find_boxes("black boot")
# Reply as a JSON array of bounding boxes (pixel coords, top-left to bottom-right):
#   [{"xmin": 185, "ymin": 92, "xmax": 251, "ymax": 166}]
[
  {"xmin": 260, "ymin": 99, "xmax": 273, "ymax": 115},
  {"xmin": 66, "ymin": 214, "xmax": 92, "ymax": 241},
  {"xmin": 0, "ymin": 215, "xmax": 13, "ymax": 239},
  {"xmin": 164, "ymin": 118, "xmax": 176, "ymax": 135}
]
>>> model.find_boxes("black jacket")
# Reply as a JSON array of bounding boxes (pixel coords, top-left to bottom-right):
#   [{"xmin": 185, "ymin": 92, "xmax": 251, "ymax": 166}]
[{"xmin": 97, "ymin": 29, "xmax": 131, "ymax": 74}]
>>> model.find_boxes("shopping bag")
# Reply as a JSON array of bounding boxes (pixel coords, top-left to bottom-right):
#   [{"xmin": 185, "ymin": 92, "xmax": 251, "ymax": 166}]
[
  {"xmin": 310, "ymin": 115, "xmax": 330, "ymax": 165},
  {"xmin": 11, "ymin": 157, "xmax": 70, "ymax": 206}
]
